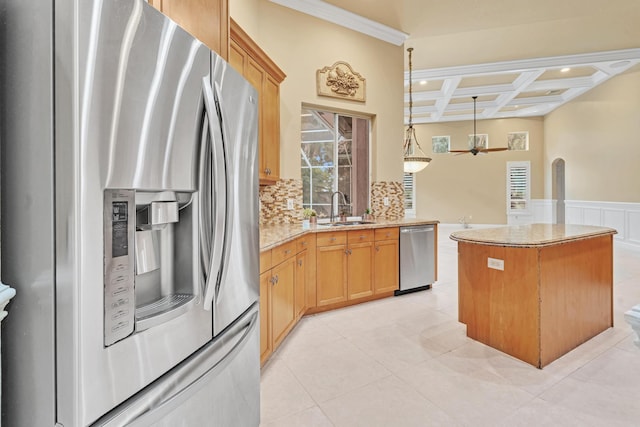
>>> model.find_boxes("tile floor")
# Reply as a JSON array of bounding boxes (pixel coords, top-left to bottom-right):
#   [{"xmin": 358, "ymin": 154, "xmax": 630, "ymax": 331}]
[{"xmin": 260, "ymin": 224, "xmax": 640, "ymax": 426}]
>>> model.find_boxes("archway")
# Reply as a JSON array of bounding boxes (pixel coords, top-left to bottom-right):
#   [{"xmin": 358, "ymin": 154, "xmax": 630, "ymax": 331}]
[{"xmin": 552, "ymin": 158, "xmax": 566, "ymax": 224}]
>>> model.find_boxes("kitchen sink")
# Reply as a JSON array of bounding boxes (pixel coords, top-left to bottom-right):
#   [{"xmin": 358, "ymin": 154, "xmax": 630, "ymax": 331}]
[{"xmin": 318, "ymin": 220, "xmax": 376, "ymax": 227}]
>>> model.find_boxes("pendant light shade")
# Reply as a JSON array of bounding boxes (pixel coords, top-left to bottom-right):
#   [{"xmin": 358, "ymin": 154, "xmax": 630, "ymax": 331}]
[{"xmin": 403, "ymin": 47, "xmax": 431, "ymax": 173}]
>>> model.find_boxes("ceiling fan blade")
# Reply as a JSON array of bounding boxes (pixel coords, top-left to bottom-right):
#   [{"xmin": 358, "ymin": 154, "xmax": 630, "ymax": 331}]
[
  {"xmin": 448, "ymin": 150, "xmax": 470, "ymax": 153},
  {"xmin": 481, "ymin": 147, "xmax": 509, "ymax": 152}
]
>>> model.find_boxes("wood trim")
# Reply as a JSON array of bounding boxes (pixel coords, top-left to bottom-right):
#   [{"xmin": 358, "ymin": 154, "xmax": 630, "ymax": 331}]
[
  {"xmin": 305, "ymin": 291, "xmax": 394, "ymax": 315},
  {"xmin": 230, "ymin": 18, "xmax": 286, "ymax": 83}
]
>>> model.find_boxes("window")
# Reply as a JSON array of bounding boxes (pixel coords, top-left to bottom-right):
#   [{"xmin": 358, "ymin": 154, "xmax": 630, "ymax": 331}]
[
  {"xmin": 403, "ymin": 172, "xmax": 416, "ymax": 218},
  {"xmin": 507, "ymin": 161, "xmax": 531, "ymax": 214},
  {"xmin": 301, "ymin": 108, "xmax": 370, "ymax": 218}
]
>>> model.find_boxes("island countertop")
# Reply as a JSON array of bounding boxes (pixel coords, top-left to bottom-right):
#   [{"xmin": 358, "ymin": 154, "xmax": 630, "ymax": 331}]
[
  {"xmin": 450, "ymin": 223, "xmax": 617, "ymax": 248},
  {"xmin": 260, "ymin": 218, "xmax": 439, "ymax": 251}
]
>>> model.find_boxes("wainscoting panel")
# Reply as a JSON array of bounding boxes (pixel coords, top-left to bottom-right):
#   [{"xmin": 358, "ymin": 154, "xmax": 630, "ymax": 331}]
[
  {"xmin": 528, "ymin": 200, "xmax": 640, "ymax": 249},
  {"xmin": 628, "ymin": 211, "xmax": 640, "ymax": 245},
  {"xmin": 565, "ymin": 200, "xmax": 640, "ymax": 248}
]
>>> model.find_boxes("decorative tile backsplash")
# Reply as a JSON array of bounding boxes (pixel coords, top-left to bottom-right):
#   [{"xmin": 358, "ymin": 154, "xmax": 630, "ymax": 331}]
[
  {"xmin": 370, "ymin": 181, "xmax": 404, "ymax": 220},
  {"xmin": 259, "ymin": 179, "xmax": 303, "ymax": 225},
  {"xmin": 259, "ymin": 179, "xmax": 404, "ymax": 224}
]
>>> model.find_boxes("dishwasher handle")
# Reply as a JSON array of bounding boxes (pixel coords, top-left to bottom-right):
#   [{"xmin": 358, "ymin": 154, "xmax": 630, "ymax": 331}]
[{"xmin": 400, "ymin": 225, "xmax": 434, "ymax": 233}]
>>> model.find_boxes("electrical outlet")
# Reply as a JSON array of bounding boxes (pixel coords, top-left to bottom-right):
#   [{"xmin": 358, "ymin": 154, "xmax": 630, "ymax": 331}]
[
  {"xmin": 287, "ymin": 199, "xmax": 294, "ymax": 210},
  {"xmin": 383, "ymin": 197, "xmax": 390, "ymax": 206}
]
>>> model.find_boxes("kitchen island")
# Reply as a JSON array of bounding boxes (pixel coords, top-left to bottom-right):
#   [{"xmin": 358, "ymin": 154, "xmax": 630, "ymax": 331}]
[{"xmin": 451, "ymin": 224, "xmax": 617, "ymax": 368}]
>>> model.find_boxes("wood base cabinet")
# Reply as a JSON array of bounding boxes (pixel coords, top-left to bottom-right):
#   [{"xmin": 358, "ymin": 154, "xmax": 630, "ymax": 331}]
[
  {"xmin": 374, "ymin": 228, "xmax": 400, "ymax": 294},
  {"xmin": 271, "ymin": 257, "xmax": 296, "ymax": 349},
  {"xmin": 316, "ymin": 230, "xmax": 376, "ymax": 305},
  {"xmin": 347, "ymin": 230, "xmax": 375, "ymax": 300},
  {"xmin": 259, "ymin": 235, "xmax": 315, "ymax": 365}
]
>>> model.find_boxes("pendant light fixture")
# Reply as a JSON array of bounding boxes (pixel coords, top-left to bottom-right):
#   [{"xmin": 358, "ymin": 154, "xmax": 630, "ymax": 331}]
[{"xmin": 403, "ymin": 47, "xmax": 431, "ymax": 173}]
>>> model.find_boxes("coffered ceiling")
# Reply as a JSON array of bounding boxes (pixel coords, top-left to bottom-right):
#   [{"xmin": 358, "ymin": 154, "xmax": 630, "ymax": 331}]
[
  {"xmin": 405, "ymin": 49, "xmax": 640, "ymax": 123},
  {"xmin": 268, "ymin": 0, "xmax": 640, "ymax": 124}
]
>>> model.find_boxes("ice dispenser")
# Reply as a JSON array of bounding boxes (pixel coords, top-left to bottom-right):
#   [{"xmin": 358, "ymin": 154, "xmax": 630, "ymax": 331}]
[{"xmin": 103, "ymin": 189, "xmax": 199, "ymax": 346}]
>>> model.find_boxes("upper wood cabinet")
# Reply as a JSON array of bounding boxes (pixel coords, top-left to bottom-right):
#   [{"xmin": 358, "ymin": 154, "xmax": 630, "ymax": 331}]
[
  {"xmin": 149, "ymin": 0, "xmax": 229, "ymax": 59},
  {"xmin": 229, "ymin": 19, "xmax": 286, "ymax": 185}
]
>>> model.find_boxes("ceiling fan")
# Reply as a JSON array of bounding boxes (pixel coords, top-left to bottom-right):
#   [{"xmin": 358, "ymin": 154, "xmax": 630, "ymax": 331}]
[{"xmin": 449, "ymin": 96, "xmax": 509, "ymax": 156}]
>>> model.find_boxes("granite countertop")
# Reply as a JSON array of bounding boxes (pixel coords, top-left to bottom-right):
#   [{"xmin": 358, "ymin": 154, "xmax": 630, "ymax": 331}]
[
  {"xmin": 260, "ymin": 218, "xmax": 439, "ymax": 251},
  {"xmin": 449, "ymin": 223, "xmax": 617, "ymax": 248}
]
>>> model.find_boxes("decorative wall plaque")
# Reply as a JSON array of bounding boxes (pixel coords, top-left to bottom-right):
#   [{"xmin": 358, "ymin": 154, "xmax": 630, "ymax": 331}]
[{"xmin": 316, "ymin": 61, "xmax": 366, "ymax": 102}]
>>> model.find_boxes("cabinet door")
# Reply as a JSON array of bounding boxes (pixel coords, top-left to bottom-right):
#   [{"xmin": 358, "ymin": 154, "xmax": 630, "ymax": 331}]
[
  {"xmin": 262, "ymin": 75, "xmax": 280, "ymax": 183},
  {"xmin": 316, "ymin": 244, "xmax": 348, "ymax": 306},
  {"xmin": 271, "ymin": 257, "xmax": 296, "ymax": 349},
  {"xmin": 374, "ymin": 239, "xmax": 399, "ymax": 294},
  {"xmin": 259, "ymin": 271, "xmax": 272, "ymax": 364},
  {"xmin": 150, "ymin": 0, "xmax": 229, "ymax": 59},
  {"xmin": 229, "ymin": 39, "xmax": 247, "ymax": 74},
  {"xmin": 295, "ymin": 251, "xmax": 307, "ymax": 320},
  {"xmin": 347, "ymin": 241, "xmax": 374, "ymax": 300}
]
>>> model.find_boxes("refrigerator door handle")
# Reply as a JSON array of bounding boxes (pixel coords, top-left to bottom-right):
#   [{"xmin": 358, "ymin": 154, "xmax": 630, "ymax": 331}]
[
  {"xmin": 212, "ymin": 81, "xmax": 233, "ymax": 305},
  {"xmin": 200, "ymin": 76, "xmax": 228, "ymax": 311}
]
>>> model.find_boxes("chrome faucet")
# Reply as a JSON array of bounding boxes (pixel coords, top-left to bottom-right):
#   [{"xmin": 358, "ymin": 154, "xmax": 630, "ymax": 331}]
[{"xmin": 330, "ymin": 191, "xmax": 348, "ymax": 222}]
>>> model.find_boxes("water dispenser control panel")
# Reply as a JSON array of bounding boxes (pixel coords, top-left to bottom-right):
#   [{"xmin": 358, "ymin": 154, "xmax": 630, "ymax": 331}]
[{"xmin": 104, "ymin": 189, "xmax": 136, "ymax": 346}]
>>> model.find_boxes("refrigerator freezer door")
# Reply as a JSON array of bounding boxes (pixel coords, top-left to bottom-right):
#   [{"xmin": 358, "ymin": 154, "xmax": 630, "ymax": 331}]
[{"xmin": 94, "ymin": 303, "xmax": 260, "ymax": 427}]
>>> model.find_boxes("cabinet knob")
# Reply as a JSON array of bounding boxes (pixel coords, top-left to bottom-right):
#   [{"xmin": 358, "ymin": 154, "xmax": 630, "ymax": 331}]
[
  {"xmin": 359, "ymin": 235, "xmax": 366, "ymax": 239},
  {"xmin": 298, "ymin": 259, "xmax": 303, "ymax": 267},
  {"xmin": 330, "ymin": 237, "xmax": 336, "ymax": 242},
  {"xmin": 284, "ymin": 249, "xmax": 291, "ymax": 255},
  {"xmin": 376, "ymin": 246, "xmax": 380, "ymax": 252},
  {"xmin": 301, "ymin": 241, "xmax": 307, "ymax": 246}
]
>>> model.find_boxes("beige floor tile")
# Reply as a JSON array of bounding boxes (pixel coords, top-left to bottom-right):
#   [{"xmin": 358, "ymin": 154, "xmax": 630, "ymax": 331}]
[
  {"xmin": 320, "ymin": 375, "xmax": 459, "ymax": 427},
  {"xmin": 348, "ymin": 326, "xmax": 448, "ymax": 374},
  {"xmin": 498, "ymin": 397, "xmax": 608, "ymax": 427},
  {"xmin": 260, "ymin": 357, "xmax": 317, "ymax": 423},
  {"xmin": 261, "ymin": 406, "xmax": 334, "ymax": 427},
  {"xmin": 395, "ymin": 357, "xmax": 535, "ymax": 425},
  {"xmin": 448, "ymin": 340, "xmax": 566, "ymax": 396},
  {"xmin": 283, "ymin": 338, "xmax": 392, "ymax": 403},
  {"xmin": 275, "ymin": 315, "xmax": 343, "ymax": 361},
  {"xmin": 538, "ymin": 375, "xmax": 640, "ymax": 426}
]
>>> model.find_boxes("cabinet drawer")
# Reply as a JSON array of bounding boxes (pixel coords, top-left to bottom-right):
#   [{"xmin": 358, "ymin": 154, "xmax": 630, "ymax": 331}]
[
  {"xmin": 296, "ymin": 233, "xmax": 316, "ymax": 252},
  {"xmin": 348, "ymin": 229, "xmax": 374, "ymax": 243},
  {"xmin": 316, "ymin": 231, "xmax": 347, "ymax": 247},
  {"xmin": 271, "ymin": 240, "xmax": 297, "ymax": 266},
  {"xmin": 260, "ymin": 250, "xmax": 272, "ymax": 274},
  {"xmin": 375, "ymin": 227, "xmax": 399, "ymax": 241}
]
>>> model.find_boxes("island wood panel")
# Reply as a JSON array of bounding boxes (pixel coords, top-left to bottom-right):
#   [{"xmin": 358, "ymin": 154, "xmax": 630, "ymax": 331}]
[
  {"xmin": 458, "ymin": 243, "xmax": 540, "ymax": 366},
  {"xmin": 458, "ymin": 234, "xmax": 614, "ymax": 368},
  {"xmin": 539, "ymin": 235, "xmax": 613, "ymax": 366}
]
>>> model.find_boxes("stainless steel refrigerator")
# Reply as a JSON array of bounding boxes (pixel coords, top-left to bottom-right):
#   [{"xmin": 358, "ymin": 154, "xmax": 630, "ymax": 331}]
[{"xmin": 0, "ymin": 0, "xmax": 260, "ymax": 425}]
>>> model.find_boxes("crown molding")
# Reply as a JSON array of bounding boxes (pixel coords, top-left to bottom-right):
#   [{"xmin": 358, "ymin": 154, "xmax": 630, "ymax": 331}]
[{"xmin": 269, "ymin": 0, "xmax": 409, "ymax": 46}]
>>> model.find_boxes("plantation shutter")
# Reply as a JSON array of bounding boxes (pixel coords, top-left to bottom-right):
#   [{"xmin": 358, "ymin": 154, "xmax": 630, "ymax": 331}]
[
  {"xmin": 403, "ymin": 172, "xmax": 415, "ymax": 215},
  {"xmin": 507, "ymin": 161, "xmax": 530, "ymax": 214}
]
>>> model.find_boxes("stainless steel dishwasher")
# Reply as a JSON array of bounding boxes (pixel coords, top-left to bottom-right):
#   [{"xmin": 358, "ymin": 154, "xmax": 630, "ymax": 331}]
[{"xmin": 397, "ymin": 225, "xmax": 436, "ymax": 295}]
